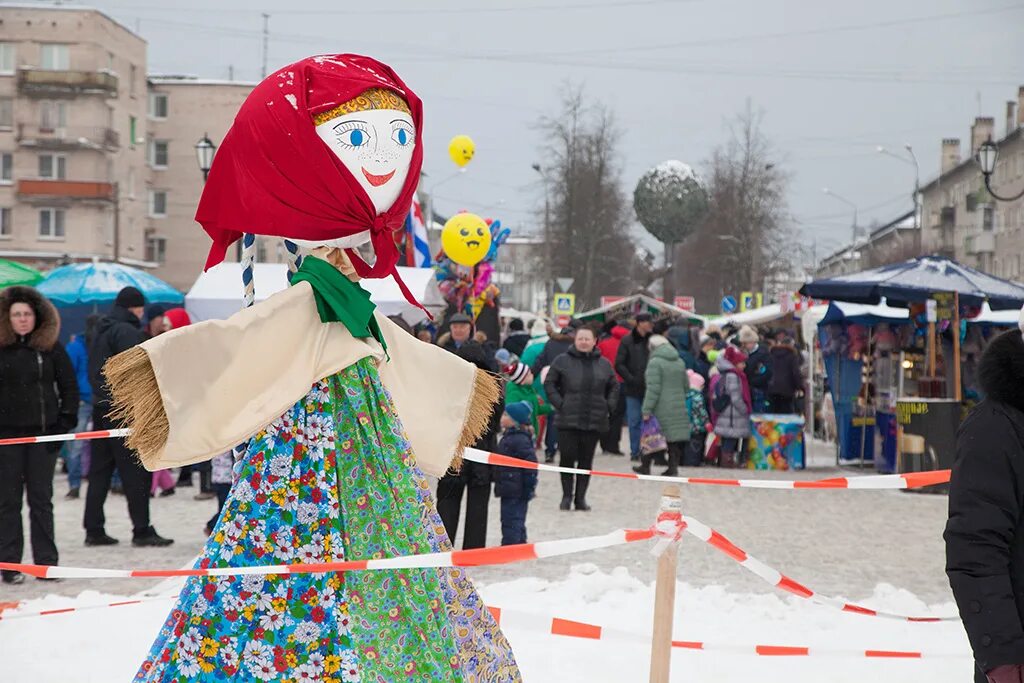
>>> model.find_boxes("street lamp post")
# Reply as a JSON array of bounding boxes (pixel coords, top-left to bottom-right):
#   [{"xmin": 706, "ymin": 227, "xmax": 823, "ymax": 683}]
[
  {"xmin": 822, "ymin": 187, "xmax": 859, "ymax": 242},
  {"xmin": 977, "ymin": 138, "xmax": 1024, "ymax": 202},
  {"xmin": 877, "ymin": 144, "xmax": 921, "ymax": 250},
  {"xmin": 194, "ymin": 133, "xmax": 228, "ymax": 256}
]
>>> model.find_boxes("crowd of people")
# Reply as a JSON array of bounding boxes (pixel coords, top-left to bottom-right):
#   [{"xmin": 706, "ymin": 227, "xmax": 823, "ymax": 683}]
[{"xmin": 0, "ymin": 284, "xmax": 224, "ymax": 586}]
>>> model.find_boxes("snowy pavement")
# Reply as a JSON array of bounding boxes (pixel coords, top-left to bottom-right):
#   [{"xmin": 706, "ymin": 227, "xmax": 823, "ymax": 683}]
[{"xmin": 0, "ymin": 436, "xmax": 971, "ymax": 681}]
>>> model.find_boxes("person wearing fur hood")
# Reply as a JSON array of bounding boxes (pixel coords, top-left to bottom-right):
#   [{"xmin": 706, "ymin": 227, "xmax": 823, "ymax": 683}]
[
  {"xmin": 0, "ymin": 286, "xmax": 79, "ymax": 585},
  {"xmin": 946, "ymin": 315, "xmax": 1024, "ymax": 683}
]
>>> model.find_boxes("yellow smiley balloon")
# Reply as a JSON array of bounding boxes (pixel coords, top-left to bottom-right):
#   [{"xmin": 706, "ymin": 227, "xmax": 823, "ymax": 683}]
[
  {"xmin": 441, "ymin": 213, "xmax": 491, "ymax": 267},
  {"xmin": 448, "ymin": 134, "xmax": 475, "ymax": 168}
]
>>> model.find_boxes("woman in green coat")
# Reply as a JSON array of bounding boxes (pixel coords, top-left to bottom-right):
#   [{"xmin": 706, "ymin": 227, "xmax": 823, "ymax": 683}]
[{"xmin": 637, "ymin": 334, "xmax": 691, "ymax": 476}]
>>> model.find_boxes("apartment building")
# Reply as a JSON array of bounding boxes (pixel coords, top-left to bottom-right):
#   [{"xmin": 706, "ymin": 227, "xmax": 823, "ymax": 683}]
[
  {"xmin": 814, "ymin": 211, "xmax": 917, "ymax": 278},
  {"xmin": 919, "ymin": 87, "xmax": 1024, "ymax": 279},
  {"xmin": 0, "ymin": 5, "xmax": 148, "ymax": 269}
]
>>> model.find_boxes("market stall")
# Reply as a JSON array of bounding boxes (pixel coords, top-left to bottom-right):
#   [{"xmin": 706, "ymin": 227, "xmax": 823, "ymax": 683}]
[
  {"xmin": 575, "ymin": 293, "xmax": 705, "ymax": 325},
  {"xmin": 801, "ymin": 256, "xmax": 1024, "ymax": 478}
]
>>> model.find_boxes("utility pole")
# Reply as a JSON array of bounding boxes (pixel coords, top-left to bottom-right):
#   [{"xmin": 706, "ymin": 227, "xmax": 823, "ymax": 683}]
[{"xmin": 261, "ymin": 13, "xmax": 270, "ymax": 79}]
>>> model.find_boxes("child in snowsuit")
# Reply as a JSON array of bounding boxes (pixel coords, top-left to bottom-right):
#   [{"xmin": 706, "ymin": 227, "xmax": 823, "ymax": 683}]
[
  {"xmin": 685, "ymin": 370, "xmax": 710, "ymax": 466},
  {"xmin": 494, "ymin": 401, "xmax": 538, "ymax": 545}
]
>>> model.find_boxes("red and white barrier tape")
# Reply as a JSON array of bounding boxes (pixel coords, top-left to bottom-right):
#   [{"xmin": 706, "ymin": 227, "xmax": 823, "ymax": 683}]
[
  {"xmin": 0, "ymin": 431, "xmax": 950, "ymax": 491},
  {"xmin": 0, "ymin": 597, "xmax": 965, "ymax": 660},
  {"xmin": 0, "ymin": 526, "xmax": 660, "ymax": 580},
  {"xmin": 680, "ymin": 514, "xmax": 958, "ymax": 623},
  {"xmin": 464, "ymin": 448, "xmax": 950, "ymax": 491}
]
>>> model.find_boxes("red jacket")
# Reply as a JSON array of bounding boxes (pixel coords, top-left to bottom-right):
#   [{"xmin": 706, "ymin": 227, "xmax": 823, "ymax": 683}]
[{"xmin": 597, "ymin": 326, "xmax": 629, "ymax": 382}]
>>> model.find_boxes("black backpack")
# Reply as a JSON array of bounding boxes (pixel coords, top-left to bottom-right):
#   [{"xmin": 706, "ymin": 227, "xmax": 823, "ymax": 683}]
[{"xmin": 712, "ymin": 374, "xmax": 732, "ymax": 413}]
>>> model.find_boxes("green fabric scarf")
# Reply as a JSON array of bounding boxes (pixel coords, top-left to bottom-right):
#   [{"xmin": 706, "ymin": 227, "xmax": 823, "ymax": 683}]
[{"xmin": 290, "ymin": 255, "xmax": 388, "ymax": 356}]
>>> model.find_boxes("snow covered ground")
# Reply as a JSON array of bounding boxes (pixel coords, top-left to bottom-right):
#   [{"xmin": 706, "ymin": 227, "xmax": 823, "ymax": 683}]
[{"xmin": 0, "ymin": 438, "xmax": 972, "ymax": 681}]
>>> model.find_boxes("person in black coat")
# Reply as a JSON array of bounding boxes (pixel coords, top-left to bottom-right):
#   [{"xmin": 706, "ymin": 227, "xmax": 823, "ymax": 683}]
[
  {"xmin": 0, "ymin": 286, "xmax": 79, "ymax": 585},
  {"xmin": 502, "ymin": 318, "xmax": 531, "ymax": 357},
  {"xmin": 436, "ymin": 338, "xmax": 502, "ymax": 550},
  {"xmin": 84, "ymin": 287, "xmax": 173, "ymax": 548},
  {"xmin": 767, "ymin": 336, "xmax": 803, "ymax": 414},
  {"xmin": 615, "ymin": 313, "xmax": 653, "ymax": 459},
  {"xmin": 946, "ymin": 324, "xmax": 1024, "ymax": 683},
  {"xmin": 739, "ymin": 325, "xmax": 773, "ymax": 413},
  {"xmin": 544, "ymin": 327, "xmax": 618, "ymax": 511},
  {"xmin": 494, "ymin": 401, "xmax": 538, "ymax": 546}
]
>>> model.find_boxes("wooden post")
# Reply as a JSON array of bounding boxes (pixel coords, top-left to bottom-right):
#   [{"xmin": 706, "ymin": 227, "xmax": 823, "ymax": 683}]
[
  {"xmin": 953, "ymin": 291, "xmax": 962, "ymax": 402},
  {"xmin": 650, "ymin": 484, "xmax": 681, "ymax": 683}
]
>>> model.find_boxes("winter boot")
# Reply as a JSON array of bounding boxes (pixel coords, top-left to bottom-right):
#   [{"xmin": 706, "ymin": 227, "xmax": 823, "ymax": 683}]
[
  {"xmin": 574, "ymin": 476, "xmax": 591, "ymax": 511},
  {"xmin": 661, "ymin": 447, "xmax": 679, "ymax": 477},
  {"xmin": 632, "ymin": 452, "xmax": 652, "ymax": 475},
  {"xmin": 560, "ymin": 473, "xmax": 574, "ymax": 511}
]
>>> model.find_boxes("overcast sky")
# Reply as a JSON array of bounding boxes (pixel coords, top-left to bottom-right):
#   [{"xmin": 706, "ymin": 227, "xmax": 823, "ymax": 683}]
[{"xmin": 43, "ymin": 0, "xmax": 1024, "ymax": 263}]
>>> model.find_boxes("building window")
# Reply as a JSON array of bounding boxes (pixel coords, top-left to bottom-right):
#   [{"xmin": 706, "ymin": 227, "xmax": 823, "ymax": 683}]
[
  {"xmin": 0, "ymin": 153, "xmax": 11, "ymax": 183},
  {"xmin": 0, "ymin": 97, "xmax": 12, "ymax": 129},
  {"xmin": 149, "ymin": 140, "xmax": 169, "ymax": 168},
  {"xmin": 129, "ymin": 116, "xmax": 137, "ymax": 148},
  {"xmin": 38, "ymin": 154, "xmax": 66, "ymax": 180},
  {"xmin": 149, "ymin": 92, "xmax": 168, "ymax": 119},
  {"xmin": 129, "ymin": 64, "xmax": 137, "ymax": 97},
  {"xmin": 127, "ymin": 167, "xmax": 135, "ymax": 199},
  {"xmin": 149, "ymin": 190, "xmax": 167, "ymax": 217},
  {"xmin": 39, "ymin": 101, "xmax": 68, "ymax": 132},
  {"xmin": 0, "ymin": 208, "xmax": 10, "ymax": 237},
  {"xmin": 983, "ymin": 206, "xmax": 994, "ymax": 231},
  {"xmin": 38, "ymin": 208, "xmax": 65, "ymax": 239},
  {"xmin": 146, "ymin": 236, "xmax": 167, "ymax": 263},
  {"xmin": 0, "ymin": 43, "xmax": 14, "ymax": 74},
  {"xmin": 39, "ymin": 44, "xmax": 69, "ymax": 71}
]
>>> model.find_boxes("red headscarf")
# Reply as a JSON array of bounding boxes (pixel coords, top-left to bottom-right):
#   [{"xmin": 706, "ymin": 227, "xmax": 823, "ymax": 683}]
[{"xmin": 195, "ymin": 54, "xmax": 425, "ymax": 308}]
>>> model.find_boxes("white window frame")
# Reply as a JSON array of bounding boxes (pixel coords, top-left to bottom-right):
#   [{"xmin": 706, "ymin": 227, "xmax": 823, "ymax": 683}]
[
  {"xmin": 38, "ymin": 153, "xmax": 67, "ymax": 180},
  {"xmin": 0, "ymin": 152, "xmax": 11, "ymax": 184},
  {"xmin": 146, "ymin": 235, "xmax": 167, "ymax": 263},
  {"xmin": 0, "ymin": 97, "xmax": 12, "ymax": 129},
  {"xmin": 39, "ymin": 100, "xmax": 68, "ymax": 132},
  {"xmin": 0, "ymin": 43, "xmax": 14, "ymax": 75},
  {"xmin": 149, "ymin": 190, "xmax": 167, "ymax": 218},
  {"xmin": 149, "ymin": 139, "xmax": 169, "ymax": 169},
  {"xmin": 38, "ymin": 207, "xmax": 66, "ymax": 240},
  {"xmin": 148, "ymin": 92, "xmax": 168, "ymax": 119},
  {"xmin": 39, "ymin": 44, "xmax": 69, "ymax": 71},
  {"xmin": 0, "ymin": 208, "xmax": 11, "ymax": 238}
]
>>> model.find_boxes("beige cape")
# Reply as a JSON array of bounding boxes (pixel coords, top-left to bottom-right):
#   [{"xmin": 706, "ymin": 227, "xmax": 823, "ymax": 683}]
[{"xmin": 104, "ymin": 281, "xmax": 499, "ymax": 478}]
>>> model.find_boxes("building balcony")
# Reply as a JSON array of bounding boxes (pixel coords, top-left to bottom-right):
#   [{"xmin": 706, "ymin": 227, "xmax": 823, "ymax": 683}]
[
  {"xmin": 17, "ymin": 68, "xmax": 119, "ymax": 98},
  {"xmin": 16, "ymin": 124, "xmax": 120, "ymax": 152},
  {"xmin": 17, "ymin": 179, "xmax": 114, "ymax": 203}
]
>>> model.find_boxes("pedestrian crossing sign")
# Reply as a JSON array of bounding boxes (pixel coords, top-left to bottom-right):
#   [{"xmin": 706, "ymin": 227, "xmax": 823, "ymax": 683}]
[{"xmin": 552, "ymin": 293, "xmax": 575, "ymax": 316}]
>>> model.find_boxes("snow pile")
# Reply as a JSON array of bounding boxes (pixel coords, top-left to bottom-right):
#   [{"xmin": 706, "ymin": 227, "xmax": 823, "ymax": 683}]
[
  {"xmin": 652, "ymin": 159, "xmax": 698, "ymax": 184},
  {"xmin": 1, "ymin": 565, "xmax": 971, "ymax": 682}
]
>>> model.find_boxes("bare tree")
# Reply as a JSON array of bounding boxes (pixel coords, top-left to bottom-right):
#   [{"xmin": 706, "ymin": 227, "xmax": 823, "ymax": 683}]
[
  {"xmin": 675, "ymin": 101, "xmax": 794, "ymax": 312},
  {"xmin": 537, "ymin": 87, "xmax": 640, "ymax": 309}
]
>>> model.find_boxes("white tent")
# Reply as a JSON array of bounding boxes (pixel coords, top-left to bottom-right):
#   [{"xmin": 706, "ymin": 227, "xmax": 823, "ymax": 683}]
[
  {"xmin": 705, "ymin": 303, "xmax": 784, "ymax": 329},
  {"xmin": 185, "ymin": 263, "xmax": 445, "ymax": 325}
]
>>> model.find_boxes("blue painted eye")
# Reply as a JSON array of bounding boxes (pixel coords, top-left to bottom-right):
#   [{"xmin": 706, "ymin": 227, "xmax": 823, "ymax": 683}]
[
  {"xmin": 391, "ymin": 123, "xmax": 414, "ymax": 146},
  {"xmin": 348, "ymin": 129, "xmax": 366, "ymax": 147}
]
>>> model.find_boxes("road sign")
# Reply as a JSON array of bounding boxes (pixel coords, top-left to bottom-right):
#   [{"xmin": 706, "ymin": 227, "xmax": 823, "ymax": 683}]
[
  {"xmin": 740, "ymin": 291, "xmax": 755, "ymax": 312},
  {"xmin": 556, "ymin": 277, "xmax": 575, "ymax": 293},
  {"xmin": 555, "ymin": 314, "xmax": 572, "ymax": 329},
  {"xmin": 600, "ymin": 296, "xmax": 625, "ymax": 307},
  {"xmin": 721, "ymin": 295, "xmax": 737, "ymax": 313},
  {"xmin": 552, "ymin": 293, "xmax": 576, "ymax": 316},
  {"xmin": 674, "ymin": 296, "xmax": 695, "ymax": 312}
]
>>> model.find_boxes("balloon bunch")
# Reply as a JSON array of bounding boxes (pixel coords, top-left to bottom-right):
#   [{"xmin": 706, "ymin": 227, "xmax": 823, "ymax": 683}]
[{"xmin": 434, "ymin": 213, "xmax": 509, "ymax": 319}]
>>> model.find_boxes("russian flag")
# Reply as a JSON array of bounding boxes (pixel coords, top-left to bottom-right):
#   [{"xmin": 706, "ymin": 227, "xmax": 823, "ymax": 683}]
[{"xmin": 404, "ymin": 197, "xmax": 432, "ymax": 268}]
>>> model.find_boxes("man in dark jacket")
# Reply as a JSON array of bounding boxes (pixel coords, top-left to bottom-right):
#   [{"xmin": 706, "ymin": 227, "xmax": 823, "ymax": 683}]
[
  {"xmin": 767, "ymin": 335, "xmax": 803, "ymax": 414},
  {"xmin": 615, "ymin": 313, "xmax": 653, "ymax": 460},
  {"xmin": 84, "ymin": 287, "xmax": 173, "ymax": 548},
  {"xmin": 0, "ymin": 286, "xmax": 79, "ymax": 584},
  {"xmin": 946, "ymin": 325, "xmax": 1024, "ymax": 683},
  {"xmin": 502, "ymin": 318, "xmax": 531, "ymax": 357},
  {"xmin": 739, "ymin": 325, "xmax": 773, "ymax": 413},
  {"xmin": 436, "ymin": 337, "xmax": 501, "ymax": 550}
]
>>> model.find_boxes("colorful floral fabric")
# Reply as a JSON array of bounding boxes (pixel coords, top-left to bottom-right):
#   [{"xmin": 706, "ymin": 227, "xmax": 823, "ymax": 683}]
[{"xmin": 137, "ymin": 358, "xmax": 520, "ymax": 682}]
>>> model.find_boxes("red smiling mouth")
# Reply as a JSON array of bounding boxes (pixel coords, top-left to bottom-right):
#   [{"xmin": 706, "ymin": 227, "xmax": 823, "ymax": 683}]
[{"xmin": 362, "ymin": 168, "xmax": 396, "ymax": 187}]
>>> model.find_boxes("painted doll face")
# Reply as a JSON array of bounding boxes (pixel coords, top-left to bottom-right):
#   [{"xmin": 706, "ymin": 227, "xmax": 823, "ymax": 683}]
[{"xmin": 316, "ymin": 109, "xmax": 415, "ymax": 216}]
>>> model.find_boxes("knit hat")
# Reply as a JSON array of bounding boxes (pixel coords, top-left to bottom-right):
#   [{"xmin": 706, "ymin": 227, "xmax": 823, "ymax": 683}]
[
  {"xmin": 738, "ymin": 325, "xmax": 759, "ymax": 344},
  {"xmin": 503, "ymin": 361, "xmax": 531, "ymax": 385},
  {"xmin": 115, "ymin": 286, "xmax": 145, "ymax": 309},
  {"xmin": 648, "ymin": 334, "xmax": 671, "ymax": 349},
  {"xmin": 687, "ymin": 369, "xmax": 705, "ymax": 391},
  {"xmin": 164, "ymin": 308, "xmax": 192, "ymax": 329},
  {"xmin": 504, "ymin": 400, "xmax": 533, "ymax": 426},
  {"xmin": 495, "ymin": 348, "xmax": 513, "ymax": 366},
  {"xmin": 145, "ymin": 303, "xmax": 168, "ymax": 323},
  {"xmin": 724, "ymin": 346, "xmax": 748, "ymax": 366},
  {"xmin": 530, "ymin": 318, "xmax": 549, "ymax": 337}
]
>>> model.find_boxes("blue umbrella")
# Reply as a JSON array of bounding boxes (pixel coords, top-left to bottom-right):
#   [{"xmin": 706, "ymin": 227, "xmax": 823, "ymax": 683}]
[
  {"xmin": 800, "ymin": 255, "xmax": 1024, "ymax": 310},
  {"xmin": 38, "ymin": 261, "xmax": 183, "ymax": 306}
]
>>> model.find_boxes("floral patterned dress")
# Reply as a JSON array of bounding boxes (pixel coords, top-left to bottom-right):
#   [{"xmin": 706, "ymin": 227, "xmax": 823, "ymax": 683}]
[{"xmin": 137, "ymin": 358, "xmax": 520, "ymax": 682}]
